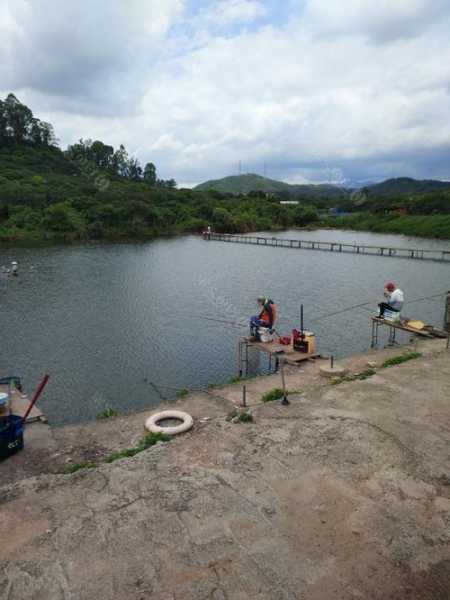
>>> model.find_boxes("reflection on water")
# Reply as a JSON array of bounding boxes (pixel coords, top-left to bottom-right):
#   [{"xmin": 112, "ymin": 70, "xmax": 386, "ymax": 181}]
[{"xmin": 1, "ymin": 229, "xmax": 449, "ymax": 425}]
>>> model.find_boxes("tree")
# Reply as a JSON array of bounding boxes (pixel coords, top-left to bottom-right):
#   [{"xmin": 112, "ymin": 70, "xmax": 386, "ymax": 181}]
[
  {"xmin": 157, "ymin": 178, "xmax": 177, "ymax": 189},
  {"xmin": 143, "ymin": 162, "xmax": 157, "ymax": 185},
  {"xmin": 0, "ymin": 93, "xmax": 58, "ymax": 148},
  {"xmin": 127, "ymin": 157, "xmax": 142, "ymax": 181},
  {"xmin": 91, "ymin": 140, "xmax": 114, "ymax": 169},
  {"xmin": 112, "ymin": 144, "xmax": 129, "ymax": 177},
  {"xmin": 4, "ymin": 93, "xmax": 32, "ymax": 144},
  {"xmin": 293, "ymin": 205, "xmax": 319, "ymax": 226}
]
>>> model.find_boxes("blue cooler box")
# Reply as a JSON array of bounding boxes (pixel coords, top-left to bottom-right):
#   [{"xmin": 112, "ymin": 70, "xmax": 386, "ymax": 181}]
[{"xmin": 0, "ymin": 415, "xmax": 24, "ymax": 460}]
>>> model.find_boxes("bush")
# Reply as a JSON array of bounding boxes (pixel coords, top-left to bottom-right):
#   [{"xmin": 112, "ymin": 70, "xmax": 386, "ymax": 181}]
[
  {"xmin": 43, "ymin": 201, "xmax": 86, "ymax": 233},
  {"xmin": 261, "ymin": 388, "xmax": 286, "ymax": 403}
]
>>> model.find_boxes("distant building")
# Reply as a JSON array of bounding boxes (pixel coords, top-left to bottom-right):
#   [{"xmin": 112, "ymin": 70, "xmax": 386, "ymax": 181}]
[{"xmin": 280, "ymin": 200, "xmax": 299, "ymax": 205}]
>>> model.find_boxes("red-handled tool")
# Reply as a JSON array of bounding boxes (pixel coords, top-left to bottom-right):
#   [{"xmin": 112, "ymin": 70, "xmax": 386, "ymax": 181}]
[{"xmin": 22, "ymin": 374, "xmax": 50, "ymax": 425}]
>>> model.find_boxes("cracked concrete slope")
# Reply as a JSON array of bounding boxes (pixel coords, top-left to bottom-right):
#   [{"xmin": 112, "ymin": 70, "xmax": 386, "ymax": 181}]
[{"xmin": 1, "ymin": 351, "xmax": 450, "ymax": 599}]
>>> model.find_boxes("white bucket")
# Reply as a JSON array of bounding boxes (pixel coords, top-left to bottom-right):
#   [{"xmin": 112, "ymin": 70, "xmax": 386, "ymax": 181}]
[
  {"xmin": 384, "ymin": 309, "xmax": 400, "ymax": 322},
  {"xmin": 258, "ymin": 327, "xmax": 274, "ymax": 343}
]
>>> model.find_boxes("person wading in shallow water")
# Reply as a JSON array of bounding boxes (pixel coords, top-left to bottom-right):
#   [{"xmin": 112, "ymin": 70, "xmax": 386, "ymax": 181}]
[
  {"xmin": 378, "ymin": 281, "xmax": 404, "ymax": 318},
  {"xmin": 249, "ymin": 297, "xmax": 277, "ymax": 341}
]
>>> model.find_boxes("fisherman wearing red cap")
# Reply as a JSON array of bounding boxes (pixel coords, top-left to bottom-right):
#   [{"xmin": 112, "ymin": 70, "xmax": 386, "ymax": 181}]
[{"xmin": 378, "ymin": 282, "xmax": 404, "ymax": 318}]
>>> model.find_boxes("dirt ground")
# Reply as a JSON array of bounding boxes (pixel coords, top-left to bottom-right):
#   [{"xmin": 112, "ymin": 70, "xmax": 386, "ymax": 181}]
[{"xmin": 1, "ymin": 339, "xmax": 449, "ymax": 599}]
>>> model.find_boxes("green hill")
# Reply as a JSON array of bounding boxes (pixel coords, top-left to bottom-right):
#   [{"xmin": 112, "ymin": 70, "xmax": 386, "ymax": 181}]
[
  {"xmin": 195, "ymin": 173, "xmax": 450, "ymax": 200},
  {"xmin": 194, "ymin": 173, "xmax": 348, "ymax": 199},
  {"xmin": 364, "ymin": 177, "xmax": 450, "ymax": 197}
]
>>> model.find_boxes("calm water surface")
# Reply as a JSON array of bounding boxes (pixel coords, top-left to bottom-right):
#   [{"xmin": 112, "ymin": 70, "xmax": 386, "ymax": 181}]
[{"xmin": 1, "ymin": 229, "xmax": 449, "ymax": 425}]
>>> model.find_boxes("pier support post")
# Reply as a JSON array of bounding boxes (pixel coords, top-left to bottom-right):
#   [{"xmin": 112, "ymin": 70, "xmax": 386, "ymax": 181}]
[
  {"xmin": 371, "ymin": 319, "xmax": 379, "ymax": 348},
  {"xmin": 388, "ymin": 326, "xmax": 397, "ymax": 346},
  {"xmin": 444, "ymin": 291, "xmax": 450, "ymax": 333}
]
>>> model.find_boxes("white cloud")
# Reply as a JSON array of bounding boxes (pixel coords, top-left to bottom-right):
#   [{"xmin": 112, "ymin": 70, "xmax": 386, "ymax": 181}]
[
  {"xmin": 2, "ymin": 0, "xmax": 450, "ymax": 183},
  {"xmin": 303, "ymin": 0, "xmax": 450, "ymax": 42},
  {"xmin": 204, "ymin": 0, "xmax": 267, "ymax": 27},
  {"xmin": 0, "ymin": 0, "xmax": 186, "ymax": 108}
]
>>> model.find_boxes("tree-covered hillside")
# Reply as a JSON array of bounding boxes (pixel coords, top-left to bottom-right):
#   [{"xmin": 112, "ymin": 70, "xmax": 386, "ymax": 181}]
[
  {"xmin": 194, "ymin": 173, "xmax": 348, "ymax": 200},
  {"xmin": 0, "ymin": 143, "xmax": 322, "ymax": 241},
  {"xmin": 1, "ymin": 93, "xmax": 450, "ymax": 242},
  {"xmin": 0, "ymin": 95, "xmax": 325, "ymax": 241},
  {"xmin": 362, "ymin": 177, "xmax": 450, "ymax": 198}
]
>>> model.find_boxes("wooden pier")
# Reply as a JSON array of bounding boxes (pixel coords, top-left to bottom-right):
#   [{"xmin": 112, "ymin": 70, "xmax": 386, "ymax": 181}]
[
  {"xmin": 370, "ymin": 317, "xmax": 450, "ymax": 348},
  {"xmin": 238, "ymin": 336, "xmax": 322, "ymax": 377},
  {"xmin": 206, "ymin": 233, "xmax": 450, "ymax": 263}
]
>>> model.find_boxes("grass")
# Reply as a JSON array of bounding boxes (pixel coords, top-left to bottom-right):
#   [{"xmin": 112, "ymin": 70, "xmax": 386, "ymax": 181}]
[
  {"xmin": 261, "ymin": 388, "xmax": 286, "ymax": 403},
  {"xmin": 237, "ymin": 411, "xmax": 254, "ymax": 423},
  {"xmin": 64, "ymin": 461, "xmax": 97, "ymax": 474},
  {"xmin": 330, "ymin": 352, "xmax": 423, "ymax": 385},
  {"xmin": 64, "ymin": 432, "xmax": 172, "ymax": 474},
  {"xmin": 97, "ymin": 408, "xmax": 119, "ymax": 419},
  {"xmin": 356, "ymin": 368, "xmax": 377, "ymax": 380},
  {"xmin": 176, "ymin": 388, "xmax": 189, "ymax": 398},
  {"xmin": 226, "ymin": 409, "xmax": 254, "ymax": 423},
  {"xmin": 228, "ymin": 375, "xmax": 245, "ymax": 384},
  {"xmin": 330, "ymin": 368, "xmax": 377, "ymax": 385},
  {"xmin": 104, "ymin": 432, "xmax": 172, "ymax": 464},
  {"xmin": 381, "ymin": 352, "xmax": 422, "ymax": 368}
]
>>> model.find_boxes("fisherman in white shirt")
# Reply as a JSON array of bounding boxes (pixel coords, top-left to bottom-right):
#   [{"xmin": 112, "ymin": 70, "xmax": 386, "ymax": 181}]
[{"xmin": 378, "ymin": 281, "xmax": 404, "ymax": 318}]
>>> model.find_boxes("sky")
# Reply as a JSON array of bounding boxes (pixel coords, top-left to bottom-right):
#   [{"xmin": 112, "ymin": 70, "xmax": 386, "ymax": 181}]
[{"xmin": 1, "ymin": 0, "xmax": 450, "ymax": 187}]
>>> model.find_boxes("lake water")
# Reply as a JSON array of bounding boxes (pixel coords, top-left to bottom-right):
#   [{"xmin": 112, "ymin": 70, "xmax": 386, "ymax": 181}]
[{"xmin": 1, "ymin": 229, "xmax": 449, "ymax": 425}]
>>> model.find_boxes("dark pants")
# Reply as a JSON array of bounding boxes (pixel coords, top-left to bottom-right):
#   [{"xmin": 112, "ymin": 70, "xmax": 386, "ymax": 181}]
[
  {"xmin": 378, "ymin": 302, "xmax": 399, "ymax": 317},
  {"xmin": 250, "ymin": 316, "xmax": 271, "ymax": 338}
]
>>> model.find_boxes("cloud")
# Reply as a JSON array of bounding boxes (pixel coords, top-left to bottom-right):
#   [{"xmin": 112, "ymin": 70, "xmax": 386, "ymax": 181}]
[
  {"xmin": 0, "ymin": 0, "xmax": 185, "ymax": 112},
  {"xmin": 1, "ymin": 0, "xmax": 450, "ymax": 184},
  {"xmin": 203, "ymin": 0, "xmax": 267, "ymax": 27},
  {"xmin": 303, "ymin": 0, "xmax": 450, "ymax": 43}
]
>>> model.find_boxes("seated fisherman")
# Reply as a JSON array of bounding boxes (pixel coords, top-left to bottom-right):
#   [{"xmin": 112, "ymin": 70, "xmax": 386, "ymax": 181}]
[
  {"xmin": 378, "ymin": 282, "xmax": 404, "ymax": 318},
  {"xmin": 250, "ymin": 297, "xmax": 277, "ymax": 340}
]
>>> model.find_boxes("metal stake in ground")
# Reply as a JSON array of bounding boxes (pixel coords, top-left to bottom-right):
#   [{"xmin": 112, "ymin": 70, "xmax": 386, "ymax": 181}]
[
  {"xmin": 280, "ymin": 360, "xmax": 290, "ymax": 405},
  {"xmin": 242, "ymin": 385, "xmax": 247, "ymax": 408}
]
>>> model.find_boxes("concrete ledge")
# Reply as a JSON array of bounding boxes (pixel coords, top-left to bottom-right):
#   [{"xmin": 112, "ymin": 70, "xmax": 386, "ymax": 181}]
[{"xmin": 320, "ymin": 364, "xmax": 349, "ymax": 378}]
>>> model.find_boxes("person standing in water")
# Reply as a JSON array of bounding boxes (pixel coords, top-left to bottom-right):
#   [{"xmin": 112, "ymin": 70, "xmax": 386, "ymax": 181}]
[{"xmin": 11, "ymin": 261, "xmax": 19, "ymax": 276}]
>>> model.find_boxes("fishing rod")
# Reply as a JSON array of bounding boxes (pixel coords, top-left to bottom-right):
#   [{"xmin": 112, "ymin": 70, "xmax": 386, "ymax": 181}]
[
  {"xmin": 310, "ymin": 290, "xmax": 449, "ymax": 323},
  {"xmin": 309, "ymin": 301, "xmax": 373, "ymax": 323},
  {"xmin": 184, "ymin": 290, "xmax": 450, "ymax": 331},
  {"xmin": 190, "ymin": 315, "xmax": 247, "ymax": 328}
]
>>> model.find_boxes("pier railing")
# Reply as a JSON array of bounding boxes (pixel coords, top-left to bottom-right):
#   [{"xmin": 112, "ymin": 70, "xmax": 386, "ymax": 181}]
[{"xmin": 205, "ymin": 233, "xmax": 450, "ymax": 263}]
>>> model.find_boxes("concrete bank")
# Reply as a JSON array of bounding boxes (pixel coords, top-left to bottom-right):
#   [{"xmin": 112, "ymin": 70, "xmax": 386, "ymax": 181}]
[{"xmin": 1, "ymin": 339, "xmax": 449, "ymax": 599}]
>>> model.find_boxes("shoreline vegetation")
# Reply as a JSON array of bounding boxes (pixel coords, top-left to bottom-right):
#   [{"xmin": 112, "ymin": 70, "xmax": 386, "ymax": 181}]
[{"xmin": 1, "ymin": 94, "xmax": 450, "ymax": 245}]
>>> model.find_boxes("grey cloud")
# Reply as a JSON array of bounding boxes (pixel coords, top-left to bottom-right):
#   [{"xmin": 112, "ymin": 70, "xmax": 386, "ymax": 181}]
[
  {"xmin": 304, "ymin": 0, "xmax": 450, "ymax": 44},
  {"xmin": 1, "ymin": 1, "xmax": 183, "ymax": 114},
  {"xmin": 2, "ymin": 1, "xmax": 450, "ymax": 186}
]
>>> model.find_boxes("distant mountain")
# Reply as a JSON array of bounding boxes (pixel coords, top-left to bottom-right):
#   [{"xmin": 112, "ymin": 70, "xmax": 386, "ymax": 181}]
[
  {"xmin": 194, "ymin": 173, "xmax": 348, "ymax": 199},
  {"xmin": 363, "ymin": 177, "xmax": 450, "ymax": 197},
  {"xmin": 194, "ymin": 174, "xmax": 450, "ymax": 200}
]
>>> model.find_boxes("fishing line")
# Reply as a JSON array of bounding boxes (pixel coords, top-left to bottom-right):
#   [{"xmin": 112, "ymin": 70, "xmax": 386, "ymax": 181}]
[{"xmin": 179, "ymin": 291, "xmax": 449, "ymax": 331}]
